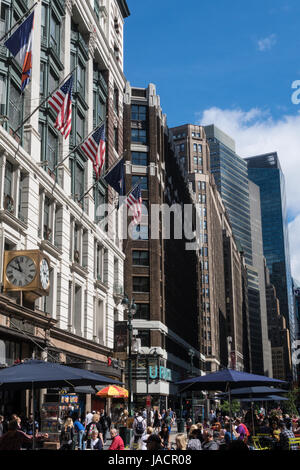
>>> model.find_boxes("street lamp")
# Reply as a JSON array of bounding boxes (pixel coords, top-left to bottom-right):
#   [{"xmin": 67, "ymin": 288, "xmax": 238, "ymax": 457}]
[
  {"xmin": 122, "ymin": 294, "xmax": 136, "ymax": 417},
  {"xmin": 188, "ymin": 349, "xmax": 195, "ymax": 423}
]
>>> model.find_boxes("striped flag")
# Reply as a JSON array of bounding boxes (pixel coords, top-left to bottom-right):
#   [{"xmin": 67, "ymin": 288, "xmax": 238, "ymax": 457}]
[
  {"xmin": 48, "ymin": 75, "xmax": 73, "ymax": 139},
  {"xmin": 4, "ymin": 11, "xmax": 34, "ymax": 91},
  {"xmin": 126, "ymin": 184, "xmax": 142, "ymax": 225},
  {"xmin": 81, "ymin": 124, "xmax": 106, "ymax": 178}
]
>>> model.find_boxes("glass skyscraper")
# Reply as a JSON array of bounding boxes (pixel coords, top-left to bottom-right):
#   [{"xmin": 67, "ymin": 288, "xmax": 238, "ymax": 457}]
[
  {"xmin": 205, "ymin": 125, "xmax": 272, "ymax": 376},
  {"xmin": 246, "ymin": 152, "xmax": 295, "ymax": 380}
]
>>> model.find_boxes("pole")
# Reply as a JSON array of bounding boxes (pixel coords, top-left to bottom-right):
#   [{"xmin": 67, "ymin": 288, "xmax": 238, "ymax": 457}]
[
  {"xmin": 228, "ymin": 384, "xmax": 233, "ymax": 441},
  {"xmin": 128, "ymin": 307, "xmax": 133, "ymax": 417},
  {"xmin": 32, "ymin": 382, "xmax": 35, "ymax": 450},
  {"xmin": 12, "ymin": 66, "xmax": 77, "ymax": 137},
  {"xmin": 251, "ymin": 401, "xmax": 255, "ymax": 436},
  {"xmin": 0, "ymin": 2, "xmax": 38, "ymax": 44}
]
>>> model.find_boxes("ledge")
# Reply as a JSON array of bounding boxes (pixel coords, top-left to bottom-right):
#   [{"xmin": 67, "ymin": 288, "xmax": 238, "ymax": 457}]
[
  {"xmin": 0, "ymin": 210, "xmax": 27, "ymax": 233},
  {"xmin": 70, "ymin": 262, "xmax": 89, "ymax": 278},
  {"xmin": 39, "ymin": 240, "xmax": 63, "ymax": 260}
]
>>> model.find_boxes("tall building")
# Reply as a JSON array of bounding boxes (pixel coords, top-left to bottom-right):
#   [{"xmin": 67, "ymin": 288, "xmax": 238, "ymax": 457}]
[
  {"xmin": 246, "ymin": 152, "xmax": 296, "ymax": 380},
  {"xmin": 170, "ymin": 124, "xmax": 247, "ymax": 372},
  {"xmin": 123, "ymin": 84, "xmax": 204, "ymax": 410},
  {"xmin": 0, "ymin": 0, "xmax": 129, "ymax": 415},
  {"xmin": 204, "ymin": 125, "xmax": 272, "ymax": 376}
]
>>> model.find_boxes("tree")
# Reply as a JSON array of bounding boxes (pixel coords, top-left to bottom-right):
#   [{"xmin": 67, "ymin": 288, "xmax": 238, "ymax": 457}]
[
  {"xmin": 282, "ymin": 388, "xmax": 299, "ymax": 416},
  {"xmin": 220, "ymin": 400, "xmax": 240, "ymax": 416}
]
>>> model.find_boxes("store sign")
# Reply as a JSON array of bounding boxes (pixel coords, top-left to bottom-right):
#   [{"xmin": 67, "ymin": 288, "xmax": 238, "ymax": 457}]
[{"xmin": 149, "ymin": 366, "xmax": 172, "ymax": 381}]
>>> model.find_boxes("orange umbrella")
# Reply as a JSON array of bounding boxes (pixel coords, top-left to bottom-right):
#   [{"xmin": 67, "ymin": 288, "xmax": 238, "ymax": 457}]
[{"xmin": 96, "ymin": 385, "xmax": 128, "ymax": 398}]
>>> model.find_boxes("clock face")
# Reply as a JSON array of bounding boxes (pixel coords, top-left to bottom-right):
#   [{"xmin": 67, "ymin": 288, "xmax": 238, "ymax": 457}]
[
  {"xmin": 40, "ymin": 258, "xmax": 50, "ymax": 290},
  {"xmin": 6, "ymin": 256, "xmax": 37, "ymax": 287}
]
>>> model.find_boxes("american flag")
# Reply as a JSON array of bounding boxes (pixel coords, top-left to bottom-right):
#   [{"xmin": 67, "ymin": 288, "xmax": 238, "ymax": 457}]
[
  {"xmin": 80, "ymin": 124, "xmax": 106, "ymax": 178},
  {"xmin": 48, "ymin": 75, "xmax": 74, "ymax": 139},
  {"xmin": 126, "ymin": 184, "xmax": 142, "ymax": 225}
]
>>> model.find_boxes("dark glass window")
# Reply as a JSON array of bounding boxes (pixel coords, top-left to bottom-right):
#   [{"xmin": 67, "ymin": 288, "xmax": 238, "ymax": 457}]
[
  {"xmin": 131, "ymin": 129, "xmax": 147, "ymax": 144},
  {"xmin": 134, "ymin": 304, "xmax": 150, "ymax": 320},
  {"xmin": 9, "ymin": 83, "xmax": 22, "ymax": 136},
  {"xmin": 131, "ymin": 105, "xmax": 147, "ymax": 121},
  {"xmin": 133, "ymin": 250, "xmax": 149, "ymax": 266},
  {"xmin": 114, "ymin": 127, "xmax": 118, "ymax": 151},
  {"xmin": 132, "ymin": 152, "xmax": 148, "ymax": 166},
  {"xmin": 133, "ymin": 276, "xmax": 150, "ymax": 292},
  {"xmin": 113, "ymin": 88, "xmax": 118, "ymax": 115},
  {"xmin": 4, "ymin": 161, "xmax": 13, "ymax": 198},
  {"xmin": 132, "ymin": 175, "xmax": 148, "ymax": 190},
  {"xmin": 136, "ymin": 330, "xmax": 150, "ymax": 347},
  {"xmin": 44, "ymin": 196, "xmax": 51, "ymax": 240},
  {"xmin": 50, "ymin": 13, "xmax": 60, "ymax": 54}
]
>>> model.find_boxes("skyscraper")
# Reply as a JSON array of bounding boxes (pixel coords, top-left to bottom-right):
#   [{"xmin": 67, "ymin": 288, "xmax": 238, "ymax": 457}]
[
  {"xmin": 246, "ymin": 152, "xmax": 295, "ymax": 380},
  {"xmin": 204, "ymin": 125, "xmax": 272, "ymax": 376}
]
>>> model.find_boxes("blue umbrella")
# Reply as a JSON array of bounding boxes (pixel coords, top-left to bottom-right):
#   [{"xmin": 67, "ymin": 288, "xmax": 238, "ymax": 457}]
[
  {"xmin": 0, "ymin": 359, "xmax": 121, "ymax": 390},
  {"xmin": 238, "ymin": 395, "xmax": 288, "ymax": 402},
  {"xmin": 176, "ymin": 369, "xmax": 286, "ymax": 440},
  {"xmin": 0, "ymin": 359, "xmax": 121, "ymax": 450},
  {"xmin": 216, "ymin": 386, "xmax": 287, "ymax": 399}
]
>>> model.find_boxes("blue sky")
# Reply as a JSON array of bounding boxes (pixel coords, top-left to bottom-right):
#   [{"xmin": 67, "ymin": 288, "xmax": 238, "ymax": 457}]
[
  {"xmin": 124, "ymin": 0, "xmax": 300, "ymax": 278},
  {"xmin": 124, "ymin": 0, "xmax": 300, "ymax": 127}
]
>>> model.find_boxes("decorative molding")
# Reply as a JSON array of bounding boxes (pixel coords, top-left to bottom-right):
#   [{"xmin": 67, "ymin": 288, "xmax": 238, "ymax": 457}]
[
  {"xmin": 65, "ymin": 0, "xmax": 74, "ymax": 15},
  {"xmin": 87, "ymin": 24, "xmax": 97, "ymax": 58}
]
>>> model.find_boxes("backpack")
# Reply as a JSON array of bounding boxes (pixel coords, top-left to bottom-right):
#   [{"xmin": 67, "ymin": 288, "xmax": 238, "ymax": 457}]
[{"xmin": 135, "ymin": 418, "xmax": 145, "ymax": 435}]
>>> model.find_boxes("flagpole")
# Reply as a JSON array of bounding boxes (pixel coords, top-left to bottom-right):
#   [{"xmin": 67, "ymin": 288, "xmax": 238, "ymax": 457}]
[
  {"xmin": 0, "ymin": 1, "xmax": 38, "ymax": 44},
  {"xmin": 12, "ymin": 66, "xmax": 77, "ymax": 137},
  {"xmin": 77, "ymin": 174, "xmax": 101, "ymax": 204},
  {"xmin": 49, "ymin": 120, "xmax": 106, "ymax": 177}
]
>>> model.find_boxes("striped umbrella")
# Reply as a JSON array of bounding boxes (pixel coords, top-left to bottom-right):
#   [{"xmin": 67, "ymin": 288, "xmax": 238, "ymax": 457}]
[{"xmin": 96, "ymin": 385, "xmax": 128, "ymax": 398}]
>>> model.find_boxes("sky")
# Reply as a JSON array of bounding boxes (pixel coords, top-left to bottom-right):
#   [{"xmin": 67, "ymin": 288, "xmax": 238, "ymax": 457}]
[{"xmin": 124, "ymin": 0, "xmax": 300, "ymax": 280}]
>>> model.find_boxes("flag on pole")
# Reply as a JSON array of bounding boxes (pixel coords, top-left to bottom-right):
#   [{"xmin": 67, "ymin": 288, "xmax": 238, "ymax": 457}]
[
  {"xmin": 126, "ymin": 184, "xmax": 142, "ymax": 225},
  {"xmin": 81, "ymin": 124, "xmax": 106, "ymax": 178},
  {"xmin": 104, "ymin": 158, "xmax": 125, "ymax": 195},
  {"xmin": 4, "ymin": 11, "xmax": 34, "ymax": 91},
  {"xmin": 48, "ymin": 75, "xmax": 74, "ymax": 139}
]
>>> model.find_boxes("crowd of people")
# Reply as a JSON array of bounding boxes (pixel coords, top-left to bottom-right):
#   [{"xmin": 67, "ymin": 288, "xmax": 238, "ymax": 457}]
[{"xmin": 1, "ymin": 405, "xmax": 300, "ymax": 450}]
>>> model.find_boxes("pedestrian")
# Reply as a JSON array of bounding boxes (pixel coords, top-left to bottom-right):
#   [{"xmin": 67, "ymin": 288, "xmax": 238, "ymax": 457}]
[
  {"xmin": 60, "ymin": 417, "xmax": 75, "ymax": 450},
  {"xmin": 73, "ymin": 415, "xmax": 86, "ymax": 450},
  {"xmin": 85, "ymin": 413, "xmax": 104, "ymax": 449},
  {"xmin": 109, "ymin": 428, "xmax": 125, "ymax": 450},
  {"xmin": 140, "ymin": 426, "xmax": 153, "ymax": 450},
  {"xmin": 100, "ymin": 410, "xmax": 111, "ymax": 443},
  {"xmin": 202, "ymin": 429, "xmax": 219, "ymax": 450},
  {"xmin": 175, "ymin": 433, "xmax": 187, "ymax": 450},
  {"xmin": 186, "ymin": 417, "xmax": 192, "ymax": 436},
  {"xmin": 132, "ymin": 411, "xmax": 146, "ymax": 449},
  {"xmin": 235, "ymin": 418, "xmax": 250, "ymax": 443},
  {"xmin": 24, "ymin": 413, "xmax": 39, "ymax": 435},
  {"xmin": 224, "ymin": 422, "xmax": 238, "ymax": 446},
  {"xmin": 278, "ymin": 420, "xmax": 297, "ymax": 450},
  {"xmin": 159, "ymin": 424, "xmax": 171, "ymax": 450},
  {"xmin": 163, "ymin": 411, "xmax": 172, "ymax": 433},
  {"xmin": 153, "ymin": 409, "xmax": 161, "ymax": 432},
  {"xmin": 89, "ymin": 430, "xmax": 103, "ymax": 450},
  {"xmin": 0, "ymin": 420, "xmax": 48, "ymax": 451},
  {"xmin": 85, "ymin": 410, "xmax": 93, "ymax": 426},
  {"xmin": 187, "ymin": 428, "xmax": 202, "ymax": 450},
  {"xmin": 146, "ymin": 433, "xmax": 163, "ymax": 450}
]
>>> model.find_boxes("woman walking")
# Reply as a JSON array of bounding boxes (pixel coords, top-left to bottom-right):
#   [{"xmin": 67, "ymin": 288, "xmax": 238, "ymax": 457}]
[
  {"xmin": 60, "ymin": 417, "xmax": 75, "ymax": 450},
  {"xmin": 153, "ymin": 410, "xmax": 161, "ymax": 433}
]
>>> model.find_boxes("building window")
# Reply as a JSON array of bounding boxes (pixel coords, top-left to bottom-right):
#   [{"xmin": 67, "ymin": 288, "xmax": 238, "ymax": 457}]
[
  {"xmin": 9, "ymin": 82, "xmax": 23, "ymax": 137},
  {"xmin": 199, "ymin": 157, "xmax": 203, "ymax": 166},
  {"xmin": 133, "ymin": 276, "xmax": 150, "ymax": 292},
  {"xmin": 133, "ymin": 250, "xmax": 149, "ymax": 266},
  {"xmin": 114, "ymin": 127, "xmax": 118, "ymax": 152},
  {"xmin": 4, "ymin": 161, "xmax": 13, "ymax": 200},
  {"xmin": 193, "ymin": 144, "xmax": 197, "ymax": 152},
  {"xmin": 198, "ymin": 144, "xmax": 202, "ymax": 153},
  {"xmin": 132, "ymin": 152, "xmax": 148, "ymax": 166},
  {"xmin": 131, "ymin": 105, "xmax": 147, "ymax": 121},
  {"xmin": 180, "ymin": 144, "xmax": 185, "ymax": 152},
  {"xmin": 113, "ymin": 88, "xmax": 119, "ymax": 115},
  {"xmin": 136, "ymin": 330, "xmax": 150, "ymax": 347},
  {"xmin": 95, "ymin": 243, "xmax": 104, "ymax": 281},
  {"xmin": 43, "ymin": 196, "xmax": 51, "ymax": 240},
  {"xmin": 94, "ymin": 0, "xmax": 100, "ymax": 19},
  {"xmin": 135, "ymin": 304, "xmax": 150, "ymax": 320},
  {"xmin": 131, "ymin": 129, "xmax": 147, "ymax": 144},
  {"xmin": 132, "ymin": 225, "xmax": 149, "ymax": 240},
  {"xmin": 132, "ymin": 175, "xmax": 148, "ymax": 190},
  {"xmin": 50, "ymin": 12, "xmax": 60, "ymax": 55}
]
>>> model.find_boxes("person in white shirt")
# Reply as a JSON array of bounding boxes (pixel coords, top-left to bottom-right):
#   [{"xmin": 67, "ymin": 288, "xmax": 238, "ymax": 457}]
[
  {"xmin": 140, "ymin": 427, "xmax": 153, "ymax": 450},
  {"xmin": 85, "ymin": 411, "xmax": 93, "ymax": 426},
  {"xmin": 131, "ymin": 412, "xmax": 147, "ymax": 449},
  {"xmin": 90, "ymin": 430, "xmax": 103, "ymax": 450}
]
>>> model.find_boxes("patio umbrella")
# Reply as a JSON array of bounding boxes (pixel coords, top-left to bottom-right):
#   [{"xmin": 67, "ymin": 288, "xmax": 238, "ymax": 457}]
[
  {"xmin": 216, "ymin": 386, "xmax": 287, "ymax": 399},
  {"xmin": 238, "ymin": 395, "xmax": 288, "ymax": 402},
  {"xmin": 96, "ymin": 385, "xmax": 128, "ymax": 398},
  {"xmin": 176, "ymin": 369, "xmax": 286, "ymax": 440},
  {"xmin": 0, "ymin": 359, "xmax": 121, "ymax": 449}
]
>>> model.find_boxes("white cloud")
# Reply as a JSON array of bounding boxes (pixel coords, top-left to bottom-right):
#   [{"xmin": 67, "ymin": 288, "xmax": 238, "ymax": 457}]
[
  {"xmin": 257, "ymin": 34, "xmax": 277, "ymax": 51},
  {"xmin": 195, "ymin": 107, "xmax": 300, "ymax": 279}
]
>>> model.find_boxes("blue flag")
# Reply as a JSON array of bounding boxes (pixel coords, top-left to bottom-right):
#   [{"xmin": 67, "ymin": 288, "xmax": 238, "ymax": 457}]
[{"xmin": 104, "ymin": 158, "xmax": 125, "ymax": 196}]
